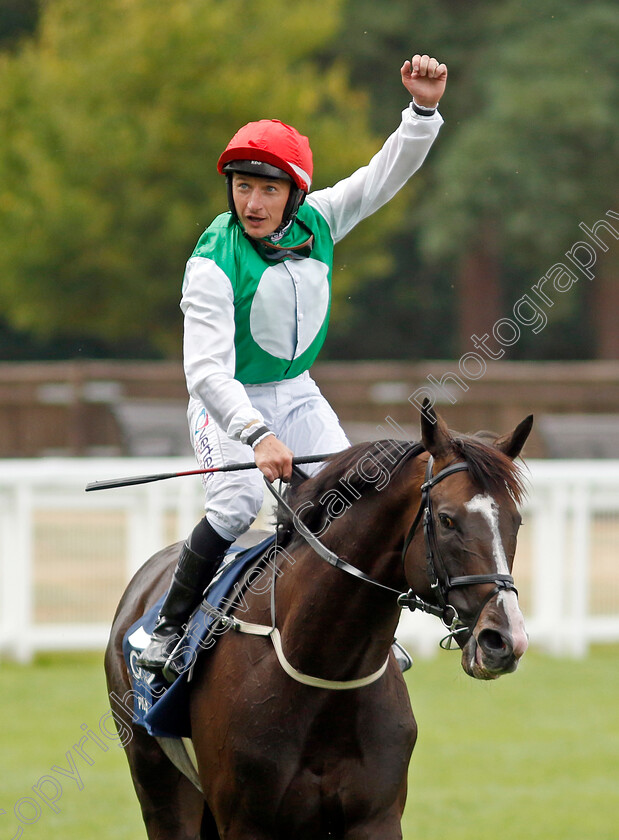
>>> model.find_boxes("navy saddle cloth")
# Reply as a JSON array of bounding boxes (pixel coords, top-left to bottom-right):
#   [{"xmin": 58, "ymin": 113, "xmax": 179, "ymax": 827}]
[{"xmin": 122, "ymin": 534, "xmax": 276, "ymax": 739}]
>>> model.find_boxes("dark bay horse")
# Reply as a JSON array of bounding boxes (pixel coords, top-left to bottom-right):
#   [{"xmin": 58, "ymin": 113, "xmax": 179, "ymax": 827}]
[{"xmin": 105, "ymin": 406, "xmax": 533, "ymax": 839}]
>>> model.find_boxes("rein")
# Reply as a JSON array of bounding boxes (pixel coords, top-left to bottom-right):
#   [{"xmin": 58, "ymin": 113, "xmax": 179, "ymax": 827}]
[
  {"xmin": 266, "ymin": 447, "xmax": 517, "ymax": 651},
  {"xmin": 225, "ymin": 478, "xmax": 396, "ymax": 690},
  {"xmin": 264, "ymin": 478, "xmax": 405, "ymax": 599},
  {"xmin": 232, "ymin": 445, "xmax": 519, "ymax": 690},
  {"xmin": 221, "ymin": 489, "xmax": 392, "ymax": 690}
]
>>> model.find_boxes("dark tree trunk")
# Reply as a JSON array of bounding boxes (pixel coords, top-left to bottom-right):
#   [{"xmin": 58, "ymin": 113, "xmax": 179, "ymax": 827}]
[
  {"xmin": 456, "ymin": 236, "xmax": 502, "ymax": 355},
  {"xmin": 593, "ymin": 252, "xmax": 619, "ymax": 359}
]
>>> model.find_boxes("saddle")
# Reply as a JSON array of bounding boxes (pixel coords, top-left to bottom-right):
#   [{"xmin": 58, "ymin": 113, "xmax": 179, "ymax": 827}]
[{"xmin": 122, "ymin": 530, "xmax": 276, "ymax": 739}]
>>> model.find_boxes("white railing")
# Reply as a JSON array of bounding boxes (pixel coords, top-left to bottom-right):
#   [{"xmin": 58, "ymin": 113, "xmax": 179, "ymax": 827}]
[{"xmin": 0, "ymin": 458, "xmax": 618, "ymax": 662}]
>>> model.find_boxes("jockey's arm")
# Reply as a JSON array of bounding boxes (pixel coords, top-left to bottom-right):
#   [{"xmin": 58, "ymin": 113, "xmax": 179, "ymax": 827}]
[
  {"xmin": 181, "ymin": 256, "xmax": 268, "ymax": 441},
  {"xmin": 306, "ymin": 53, "xmax": 447, "ymax": 244},
  {"xmin": 182, "ymin": 257, "xmax": 294, "ymax": 480}
]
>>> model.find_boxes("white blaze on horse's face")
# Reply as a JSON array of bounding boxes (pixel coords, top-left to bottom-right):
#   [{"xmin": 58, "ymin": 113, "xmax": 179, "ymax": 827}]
[
  {"xmin": 463, "ymin": 492, "xmax": 529, "ymax": 677},
  {"xmin": 464, "ymin": 493, "xmax": 509, "ymax": 573}
]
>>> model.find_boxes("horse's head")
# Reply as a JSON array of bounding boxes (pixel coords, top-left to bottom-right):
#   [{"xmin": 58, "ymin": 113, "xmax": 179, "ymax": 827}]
[{"xmin": 403, "ymin": 404, "xmax": 533, "ymax": 680}]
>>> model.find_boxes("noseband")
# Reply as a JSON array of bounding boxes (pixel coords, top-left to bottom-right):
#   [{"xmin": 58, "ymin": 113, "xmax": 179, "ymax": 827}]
[
  {"xmin": 265, "ymin": 448, "xmax": 518, "ymax": 650},
  {"xmin": 397, "ymin": 455, "xmax": 518, "ymax": 648}
]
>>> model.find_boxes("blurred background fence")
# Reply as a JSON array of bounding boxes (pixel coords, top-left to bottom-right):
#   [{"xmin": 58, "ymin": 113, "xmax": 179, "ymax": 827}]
[
  {"xmin": 1, "ymin": 456, "xmax": 618, "ymax": 663},
  {"xmin": 2, "ymin": 359, "xmax": 619, "ymax": 459}
]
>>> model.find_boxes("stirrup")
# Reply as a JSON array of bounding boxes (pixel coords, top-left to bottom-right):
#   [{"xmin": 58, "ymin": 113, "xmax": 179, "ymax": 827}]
[{"xmin": 162, "ymin": 645, "xmax": 186, "ymax": 684}]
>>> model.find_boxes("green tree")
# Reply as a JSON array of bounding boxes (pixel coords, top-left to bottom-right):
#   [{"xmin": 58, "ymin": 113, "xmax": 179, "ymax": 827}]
[
  {"xmin": 418, "ymin": 2, "xmax": 618, "ymax": 334},
  {"xmin": 330, "ymin": 0, "xmax": 619, "ymax": 360},
  {"xmin": 326, "ymin": 0, "xmax": 499, "ymax": 360},
  {"xmin": 0, "ymin": 0, "xmax": 404, "ymax": 356}
]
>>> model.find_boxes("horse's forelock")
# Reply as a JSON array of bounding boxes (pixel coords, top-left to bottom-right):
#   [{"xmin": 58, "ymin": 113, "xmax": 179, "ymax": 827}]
[{"xmin": 452, "ymin": 436, "xmax": 527, "ymax": 504}]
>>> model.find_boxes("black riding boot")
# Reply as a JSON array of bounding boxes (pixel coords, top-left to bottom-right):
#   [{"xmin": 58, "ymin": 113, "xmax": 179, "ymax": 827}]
[{"xmin": 136, "ymin": 520, "xmax": 232, "ymax": 676}]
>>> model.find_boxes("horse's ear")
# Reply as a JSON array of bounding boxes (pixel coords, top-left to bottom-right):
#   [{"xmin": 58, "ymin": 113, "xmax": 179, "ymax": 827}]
[
  {"xmin": 420, "ymin": 399, "xmax": 453, "ymax": 459},
  {"xmin": 494, "ymin": 415, "xmax": 534, "ymax": 460}
]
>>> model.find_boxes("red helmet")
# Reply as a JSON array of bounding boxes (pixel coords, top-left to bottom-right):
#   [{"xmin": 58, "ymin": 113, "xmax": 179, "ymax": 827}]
[{"xmin": 217, "ymin": 119, "xmax": 313, "ymax": 192}]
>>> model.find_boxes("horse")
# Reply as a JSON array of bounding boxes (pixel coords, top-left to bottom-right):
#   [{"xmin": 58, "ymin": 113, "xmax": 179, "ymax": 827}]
[{"xmin": 104, "ymin": 405, "xmax": 533, "ymax": 840}]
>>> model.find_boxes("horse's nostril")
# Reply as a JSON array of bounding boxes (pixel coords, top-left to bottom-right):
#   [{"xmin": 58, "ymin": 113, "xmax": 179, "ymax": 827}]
[{"xmin": 478, "ymin": 629, "xmax": 508, "ymax": 654}]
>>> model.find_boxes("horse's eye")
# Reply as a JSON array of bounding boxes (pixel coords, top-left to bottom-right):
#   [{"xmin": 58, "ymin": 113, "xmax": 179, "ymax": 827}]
[{"xmin": 438, "ymin": 513, "xmax": 456, "ymax": 530}]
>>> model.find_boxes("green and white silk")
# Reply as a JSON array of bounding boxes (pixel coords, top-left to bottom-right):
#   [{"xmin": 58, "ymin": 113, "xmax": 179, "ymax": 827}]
[{"xmin": 181, "ymin": 105, "xmax": 443, "ymax": 443}]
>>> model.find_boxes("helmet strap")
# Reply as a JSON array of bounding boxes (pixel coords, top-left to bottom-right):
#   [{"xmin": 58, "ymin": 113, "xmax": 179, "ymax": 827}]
[
  {"xmin": 275, "ymin": 185, "xmax": 306, "ymax": 233},
  {"xmin": 225, "ymin": 174, "xmax": 239, "ymax": 221}
]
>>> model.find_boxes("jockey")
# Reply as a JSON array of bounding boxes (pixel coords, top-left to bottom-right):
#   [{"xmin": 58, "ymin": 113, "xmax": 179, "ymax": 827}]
[{"xmin": 137, "ymin": 53, "xmax": 448, "ymax": 677}]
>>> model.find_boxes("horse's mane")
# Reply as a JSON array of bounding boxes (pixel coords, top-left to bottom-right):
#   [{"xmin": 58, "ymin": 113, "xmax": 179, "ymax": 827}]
[
  {"xmin": 277, "ymin": 439, "xmax": 417, "ymax": 540},
  {"xmin": 277, "ymin": 434, "xmax": 526, "ymax": 543}
]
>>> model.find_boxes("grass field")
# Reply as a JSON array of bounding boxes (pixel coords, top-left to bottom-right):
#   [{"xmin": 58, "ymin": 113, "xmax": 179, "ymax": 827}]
[{"xmin": 0, "ymin": 647, "xmax": 617, "ymax": 840}]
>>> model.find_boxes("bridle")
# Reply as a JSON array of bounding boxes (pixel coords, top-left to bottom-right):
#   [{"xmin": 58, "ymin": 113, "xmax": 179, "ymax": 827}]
[
  {"xmin": 397, "ymin": 455, "xmax": 518, "ymax": 648},
  {"xmin": 265, "ymin": 445, "xmax": 518, "ymax": 650}
]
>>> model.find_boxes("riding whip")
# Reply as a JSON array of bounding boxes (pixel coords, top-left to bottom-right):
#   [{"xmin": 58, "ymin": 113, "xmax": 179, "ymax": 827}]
[{"xmin": 84, "ymin": 453, "xmax": 337, "ymax": 492}]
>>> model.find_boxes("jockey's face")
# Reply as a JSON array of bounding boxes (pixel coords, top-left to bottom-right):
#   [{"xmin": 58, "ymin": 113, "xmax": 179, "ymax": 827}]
[{"xmin": 232, "ymin": 172, "xmax": 291, "ymax": 239}]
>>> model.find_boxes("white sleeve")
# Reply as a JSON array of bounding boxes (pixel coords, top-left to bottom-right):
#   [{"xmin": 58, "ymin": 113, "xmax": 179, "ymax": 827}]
[
  {"xmin": 306, "ymin": 105, "xmax": 443, "ymax": 243},
  {"xmin": 181, "ymin": 256, "xmax": 265, "ymax": 440}
]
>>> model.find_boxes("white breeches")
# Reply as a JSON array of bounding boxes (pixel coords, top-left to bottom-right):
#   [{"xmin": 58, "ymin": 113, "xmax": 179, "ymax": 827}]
[{"xmin": 187, "ymin": 372, "xmax": 350, "ymax": 540}]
